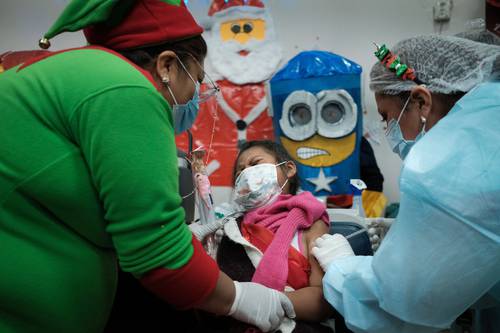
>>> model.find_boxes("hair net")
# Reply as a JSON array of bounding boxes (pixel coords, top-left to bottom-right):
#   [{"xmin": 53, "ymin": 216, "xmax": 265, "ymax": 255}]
[
  {"xmin": 370, "ymin": 35, "xmax": 500, "ymax": 95},
  {"xmin": 455, "ymin": 30, "xmax": 500, "ymax": 46}
]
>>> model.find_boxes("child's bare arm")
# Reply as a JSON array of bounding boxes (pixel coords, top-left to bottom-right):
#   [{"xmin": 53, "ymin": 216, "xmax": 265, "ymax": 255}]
[{"xmin": 285, "ymin": 220, "xmax": 334, "ymax": 321}]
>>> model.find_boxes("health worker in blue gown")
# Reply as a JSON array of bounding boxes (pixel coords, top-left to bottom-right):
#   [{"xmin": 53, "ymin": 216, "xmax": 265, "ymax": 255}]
[{"xmin": 312, "ymin": 34, "xmax": 500, "ymax": 333}]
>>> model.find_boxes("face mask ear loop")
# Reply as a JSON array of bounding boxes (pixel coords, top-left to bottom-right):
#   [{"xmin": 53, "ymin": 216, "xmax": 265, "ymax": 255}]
[
  {"xmin": 397, "ymin": 95, "xmax": 411, "ymax": 125},
  {"xmin": 276, "ymin": 161, "xmax": 288, "ymax": 167},
  {"xmin": 276, "ymin": 160, "xmax": 290, "ymax": 192},
  {"xmin": 175, "ymin": 54, "xmax": 198, "ymax": 90},
  {"xmin": 165, "ymin": 83, "xmax": 179, "ymax": 106},
  {"xmin": 279, "ymin": 178, "xmax": 289, "ymax": 192}
]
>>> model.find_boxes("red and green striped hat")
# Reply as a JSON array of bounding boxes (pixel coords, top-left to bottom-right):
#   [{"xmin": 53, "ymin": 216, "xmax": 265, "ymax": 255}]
[{"xmin": 40, "ymin": 0, "xmax": 203, "ymax": 50}]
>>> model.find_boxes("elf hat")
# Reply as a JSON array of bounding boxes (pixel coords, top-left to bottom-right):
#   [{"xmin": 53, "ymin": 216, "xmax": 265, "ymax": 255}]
[{"xmin": 39, "ymin": 0, "xmax": 203, "ymax": 50}]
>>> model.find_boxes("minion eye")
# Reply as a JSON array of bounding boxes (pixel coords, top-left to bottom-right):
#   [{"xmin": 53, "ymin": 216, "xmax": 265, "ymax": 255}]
[
  {"xmin": 231, "ymin": 23, "xmax": 241, "ymax": 34},
  {"xmin": 316, "ymin": 89, "xmax": 357, "ymax": 138},
  {"xmin": 280, "ymin": 91, "xmax": 317, "ymax": 141},
  {"xmin": 290, "ymin": 104, "xmax": 312, "ymax": 126},
  {"xmin": 321, "ymin": 102, "xmax": 345, "ymax": 124}
]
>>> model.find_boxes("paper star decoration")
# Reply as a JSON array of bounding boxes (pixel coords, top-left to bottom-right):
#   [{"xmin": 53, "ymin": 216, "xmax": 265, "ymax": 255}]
[{"xmin": 306, "ymin": 168, "xmax": 338, "ymax": 193}]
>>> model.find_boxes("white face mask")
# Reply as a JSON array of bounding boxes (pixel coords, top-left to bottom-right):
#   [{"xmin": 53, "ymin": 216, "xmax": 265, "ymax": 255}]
[{"xmin": 234, "ymin": 162, "xmax": 288, "ymax": 211}]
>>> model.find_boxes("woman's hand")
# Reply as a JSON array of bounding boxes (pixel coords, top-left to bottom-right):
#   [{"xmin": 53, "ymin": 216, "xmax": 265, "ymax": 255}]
[
  {"xmin": 311, "ymin": 234, "xmax": 354, "ymax": 272},
  {"xmin": 229, "ymin": 281, "xmax": 296, "ymax": 332}
]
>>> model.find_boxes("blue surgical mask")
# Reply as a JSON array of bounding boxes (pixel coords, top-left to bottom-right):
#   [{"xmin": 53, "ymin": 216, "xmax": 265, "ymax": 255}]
[
  {"xmin": 168, "ymin": 82, "xmax": 200, "ymax": 134},
  {"xmin": 165, "ymin": 56, "xmax": 201, "ymax": 134},
  {"xmin": 385, "ymin": 96, "xmax": 426, "ymax": 160}
]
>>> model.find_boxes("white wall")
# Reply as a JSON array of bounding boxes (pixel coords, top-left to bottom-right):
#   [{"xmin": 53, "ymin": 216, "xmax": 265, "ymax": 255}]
[
  {"xmin": 261, "ymin": 0, "xmax": 485, "ymax": 204},
  {"xmin": 0, "ymin": 0, "xmax": 86, "ymax": 52},
  {"xmin": 1, "ymin": 0, "xmax": 485, "ymax": 204}
]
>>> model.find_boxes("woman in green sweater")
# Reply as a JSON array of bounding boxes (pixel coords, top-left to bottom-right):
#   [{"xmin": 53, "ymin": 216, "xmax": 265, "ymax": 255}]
[{"xmin": 0, "ymin": 1, "xmax": 294, "ymax": 332}]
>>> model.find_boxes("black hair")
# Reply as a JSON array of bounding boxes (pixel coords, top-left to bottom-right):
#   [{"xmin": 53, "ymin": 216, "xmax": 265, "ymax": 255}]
[
  {"xmin": 232, "ymin": 140, "xmax": 300, "ymax": 195},
  {"xmin": 118, "ymin": 35, "xmax": 207, "ymax": 70}
]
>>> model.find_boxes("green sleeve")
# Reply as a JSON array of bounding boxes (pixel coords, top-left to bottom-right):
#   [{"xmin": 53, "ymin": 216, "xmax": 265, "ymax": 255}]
[{"xmin": 69, "ymin": 85, "xmax": 193, "ymax": 276}]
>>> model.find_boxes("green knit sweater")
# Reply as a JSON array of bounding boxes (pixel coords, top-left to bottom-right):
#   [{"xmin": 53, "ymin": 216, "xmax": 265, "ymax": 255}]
[{"xmin": 0, "ymin": 47, "xmax": 207, "ymax": 333}]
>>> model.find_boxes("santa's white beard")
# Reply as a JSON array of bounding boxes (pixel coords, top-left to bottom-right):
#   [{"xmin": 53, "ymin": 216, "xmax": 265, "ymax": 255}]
[{"xmin": 207, "ymin": 37, "xmax": 283, "ymax": 84}]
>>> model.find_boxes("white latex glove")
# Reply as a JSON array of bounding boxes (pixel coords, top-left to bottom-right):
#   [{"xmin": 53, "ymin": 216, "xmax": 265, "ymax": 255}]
[
  {"xmin": 365, "ymin": 217, "xmax": 394, "ymax": 251},
  {"xmin": 188, "ymin": 219, "xmax": 225, "ymax": 241},
  {"xmin": 228, "ymin": 281, "xmax": 296, "ymax": 332},
  {"xmin": 365, "ymin": 217, "xmax": 393, "ymax": 229},
  {"xmin": 311, "ymin": 234, "xmax": 355, "ymax": 272}
]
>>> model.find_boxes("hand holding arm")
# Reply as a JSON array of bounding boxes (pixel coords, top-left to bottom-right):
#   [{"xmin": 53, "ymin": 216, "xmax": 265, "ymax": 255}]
[
  {"xmin": 228, "ymin": 281, "xmax": 296, "ymax": 332},
  {"xmin": 197, "ymin": 272, "xmax": 295, "ymax": 332},
  {"xmin": 311, "ymin": 234, "xmax": 354, "ymax": 272}
]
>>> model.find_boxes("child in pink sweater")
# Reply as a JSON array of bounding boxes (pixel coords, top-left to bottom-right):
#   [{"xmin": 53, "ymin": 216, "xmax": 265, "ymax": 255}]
[{"xmin": 213, "ymin": 140, "xmax": 337, "ymax": 333}]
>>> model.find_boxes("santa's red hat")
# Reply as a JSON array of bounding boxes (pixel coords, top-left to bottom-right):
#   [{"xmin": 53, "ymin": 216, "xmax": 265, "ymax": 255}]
[
  {"xmin": 40, "ymin": 0, "xmax": 203, "ymax": 50},
  {"xmin": 208, "ymin": 0, "xmax": 264, "ymax": 16},
  {"xmin": 203, "ymin": 0, "xmax": 267, "ymax": 30}
]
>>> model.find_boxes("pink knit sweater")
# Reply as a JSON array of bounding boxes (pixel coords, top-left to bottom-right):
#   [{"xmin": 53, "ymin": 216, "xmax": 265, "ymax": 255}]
[{"xmin": 242, "ymin": 191, "xmax": 329, "ymax": 291}]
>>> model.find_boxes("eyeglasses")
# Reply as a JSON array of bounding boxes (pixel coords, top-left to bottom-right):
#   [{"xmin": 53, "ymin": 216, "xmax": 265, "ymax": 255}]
[
  {"xmin": 199, "ymin": 71, "xmax": 220, "ymax": 103},
  {"xmin": 178, "ymin": 53, "xmax": 220, "ymax": 103}
]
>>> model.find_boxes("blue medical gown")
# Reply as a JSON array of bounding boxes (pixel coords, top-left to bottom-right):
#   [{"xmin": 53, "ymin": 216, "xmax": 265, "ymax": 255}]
[{"xmin": 323, "ymin": 82, "xmax": 500, "ymax": 333}]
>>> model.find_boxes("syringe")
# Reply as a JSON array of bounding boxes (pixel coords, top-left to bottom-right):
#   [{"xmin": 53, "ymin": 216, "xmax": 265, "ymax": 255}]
[
  {"xmin": 344, "ymin": 218, "xmax": 395, "ymax": 239},
  {"xmin": 345, "ymin": 228, "xmax": 368, "ymax": 240}
]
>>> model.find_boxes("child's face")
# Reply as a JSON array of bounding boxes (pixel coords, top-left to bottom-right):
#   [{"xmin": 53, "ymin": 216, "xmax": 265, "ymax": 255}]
[{"xmin": 235, "ymin": 146, "xmax": 293, "ymax": 194}]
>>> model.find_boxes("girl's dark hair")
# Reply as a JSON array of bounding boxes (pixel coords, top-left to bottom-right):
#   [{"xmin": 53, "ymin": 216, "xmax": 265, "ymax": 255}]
[
  {"xmin": 232, "ymin": 140, "xmax": 300, "ymax": 195},
  {"xmin": 118, "ymin": 34, "xmax": 207, "ymax": 69}
]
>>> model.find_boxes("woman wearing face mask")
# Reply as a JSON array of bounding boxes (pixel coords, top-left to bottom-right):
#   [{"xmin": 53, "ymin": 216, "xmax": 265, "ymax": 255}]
[
  {"xmin": 195, "ymin": 140, "xmax": 339, "ymax": 333},
  {"xmin": 0, "ymin": 1, "xmax": 295, "ymax": 333},
  {"xmin": 311, "ymin": 35, "xmax": 500, "ymax": 333}
]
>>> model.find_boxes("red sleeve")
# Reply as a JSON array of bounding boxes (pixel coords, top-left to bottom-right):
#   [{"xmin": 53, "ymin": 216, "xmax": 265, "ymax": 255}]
[{"xmin": 139, "ymin": 236, "xmax": 220, "ymax": 309}]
